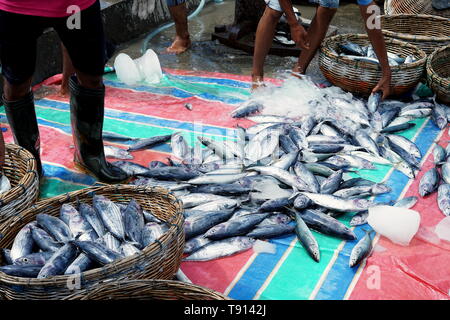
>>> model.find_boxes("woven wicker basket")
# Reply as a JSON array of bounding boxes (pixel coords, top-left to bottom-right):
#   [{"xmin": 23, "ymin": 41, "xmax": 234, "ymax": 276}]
[
  {"xmin": 0, "ymin": 143, "xmax": 39, "ymax": 227},
  {"xmin": 427, "ymin": 44, "xmax": 450, "ymax": 105},
  {"xmin": 63, "ymin": 279, "xmax": 230, "ymax": 300},
  {"xmin": 381, "ymin": 14, "xmax": 450, "ymax": 54},
  {"xmin": 384, "ymin": 0, "xmax": 450, "ymax": 19},
  {"xmin": 0, "ymin": 184, "xmax": 185, "ymax": 300},
  {"xmin": 319, "ymin": 34, "xmax": 427, "ymax": 97}
]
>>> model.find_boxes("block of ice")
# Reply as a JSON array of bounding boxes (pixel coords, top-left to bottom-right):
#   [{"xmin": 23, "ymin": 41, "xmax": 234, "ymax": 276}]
[
  {"xmin": 367, "ymin": 205, "xmax": 420, "ymax": 246},
  {"xmin": 135, "ymin": 49, "xmax": 163, "ymax": 84},
  {"xmin": 113, "ymin": 49, "xmax": 163, "ymax": 86},
  {"xmin": 435, "ymin": 216, "xmax": 450, "ymax": 242}
]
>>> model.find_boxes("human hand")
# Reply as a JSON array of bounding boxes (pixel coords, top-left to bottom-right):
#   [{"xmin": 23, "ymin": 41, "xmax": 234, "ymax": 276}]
[
  {"xmin": 372, "ymin": 73, "xmax": 392, "ymax": 100},
  {"xmin": 290, "ymin": 24, "xmax": 310, "ymax": 51}
]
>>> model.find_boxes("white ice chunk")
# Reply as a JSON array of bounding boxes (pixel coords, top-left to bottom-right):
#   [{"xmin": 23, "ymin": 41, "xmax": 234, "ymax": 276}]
[
  {"xmin": 113, "ymin": 49, "xmax": 163, "ymax": 86},
  {"xmin": 114, "ymin": 53, "xmax": 141, "ymax": 86},
  {"xmin": 252, "ymin": 240, "xmax": 276, "ymax": 254},
  {"xmin": 416, "ymin": 226, "xmax": 441, "ymax": 245},
  {"xmin": 435, "ymin": 216, "xmax": 450, "ymax": 242},
  {"xmin": 367, "ymin": 205, "xmax": 420, "ymax": 246},
  {"xmin": 135, "ymin": 49, "xmax": 163, "ymax": 84}
]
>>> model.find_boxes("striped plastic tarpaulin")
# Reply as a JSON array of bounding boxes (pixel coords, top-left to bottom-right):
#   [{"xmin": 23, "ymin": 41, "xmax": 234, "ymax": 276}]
[{"xmin": 1, "ymin": 68, "xmax": 449, "ymax": 300}]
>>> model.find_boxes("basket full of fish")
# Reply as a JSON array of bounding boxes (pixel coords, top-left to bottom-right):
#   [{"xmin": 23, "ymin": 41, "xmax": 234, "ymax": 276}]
[
  {"xmin": 0, "ymin": 185, "xmax": 184, "ymax": 300},
  {"xmin": 319, "ymin": 33, "xmax": 427, "ymax": 97},
  {"xmin": 98, "ymin": 75, "xmax": 449, "ymax": 267},
  {"xmin": 0, "ymin": 143, "xmax": 40, "ymax": 227},
  {"xmin": 381, "ymin": 14, "xmax": 450, "ymax": 55}
]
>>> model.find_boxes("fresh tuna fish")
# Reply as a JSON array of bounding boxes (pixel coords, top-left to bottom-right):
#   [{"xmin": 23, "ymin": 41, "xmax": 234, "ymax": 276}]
[
  {"xmin": 127, "ymin": 134, "xmax": 172, "ymax": 152},
  {"xmin": 10, "ymin": 222, "xmax": 36, "ymax": 262},
  {"xmin": 0, "ymin": 265, "xmax": 43, "ymax": 278},
  {"xmin": 298, "ymin": 209, "xmax": 356, "ymax": 240},
  {"xmin": 60, "ymin": 204, "xmax": 97, "ymax": 240},
  {"xmin": 184, "ymin": 209, "xmax": 235, "ymax": 240},
  {"xmin": 78, "ymin": 202, "xmax": 106, "ymax": 238},
  {"xmin": 184, "ymin": 235, "xmax": 212, "ymax": 254},
  {"xmin": 437, "ymin": 184, "xmax": 450, "ymax": 216},
  {"xmin": 294, "ymin": 211, "xmax": 320, "ymax": 262},
  {"xmin": 141, "ymin": 223, "xmax": 169, "ymax": 247},
  {"xmin": 419, "ymin": 167, "xmax": 440, "ymax": 197},
  {"xmin": 183, "ymin": 237, "xmax": 255, "ymax": 261},
  {"xmin": 37, "ymin": 243, "xmax": 78, "ymax": 278},
  {"xmin": 104, "ymin": 145, "xmax": 134, "ymax": 160},
  {"xmin": 349, "ymin": 230, "xmax": 373, "ymax": 268},
  {"xmin": 204, "ymin": 213, "xmax": 269, "ymax": 240},
  {"xmin": 14, "ymin": 251, "xmax": 54, "ymax": 266},
  {"xmin": 93, "ymin": 195, "xmax": 125, "ymax": 241},
  {"xmin": 31, "ymin": 226, "xmax": 62, "ymax": 252},
  {"xmin": 71, "ymin": 240, "xmax": 123, "ymax": 266},
  {"xmin": 247, "ymin": 224, "xmax": 295, "ymax": 239},
  {"xmin": 122, "ymin": 199, "xmax": 145, "ymax": 246}
]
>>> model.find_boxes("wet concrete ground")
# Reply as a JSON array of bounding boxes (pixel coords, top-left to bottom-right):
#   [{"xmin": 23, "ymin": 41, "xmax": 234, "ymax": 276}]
[{"xmin": 108, "ymin": 0, "xmax": 368, "ymax": 82}]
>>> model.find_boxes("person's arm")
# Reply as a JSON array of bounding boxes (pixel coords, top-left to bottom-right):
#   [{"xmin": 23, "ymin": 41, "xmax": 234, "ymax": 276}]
[
  {"xmin": 279, "ymin": 0, "xmax": 310, "ymax": 50},
  {"xmin": 359, "ymin": 2, "xmax": 392, "ymax": 100}
]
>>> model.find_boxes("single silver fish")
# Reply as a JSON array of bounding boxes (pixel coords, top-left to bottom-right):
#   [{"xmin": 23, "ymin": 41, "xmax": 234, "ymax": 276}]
[{"xmin": 183, "ymin": 237, "xmax": 256, "ymax": 261}]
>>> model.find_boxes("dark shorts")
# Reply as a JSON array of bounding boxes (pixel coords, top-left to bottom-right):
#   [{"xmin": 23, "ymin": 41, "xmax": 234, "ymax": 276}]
[
  {"xmin": 166, "ymin": 0, "xmax": 186, "ymax": 6},
  {"xmin": 0, "ymin": 0, "xmax": 106, "ymax": 85}
]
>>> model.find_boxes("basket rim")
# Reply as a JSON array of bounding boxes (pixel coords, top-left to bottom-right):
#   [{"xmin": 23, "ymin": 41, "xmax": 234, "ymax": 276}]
[
  {"xmin": 320, "ymin": 33, "xmax": 428, "ymax": 70},
  {"xmin": 62, "ymin": 279, "xmax": 231, "ymax": 300},
  {"xmin": 0, "ymin": 143, "xmax": 39, "ymax": 207},
  {"xmin": 381, "ymin": 14, "xmax": 450, "ymax": 42},
  {"xmin": 426, "ymin": 44, "xmax": 450, "ymax": 89},
  {"xmin": 0, "ymin": 184, "xmax": 184, "ymax": 287}
]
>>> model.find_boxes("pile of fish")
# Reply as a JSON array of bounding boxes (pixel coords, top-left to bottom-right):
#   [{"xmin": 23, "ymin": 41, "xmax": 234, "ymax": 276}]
[
  {"xmin": 333, "ymin": 41, "xmax": 418, "ymax": 66},
  {"xmin": 101, "ymin": 77, "xmax": 448, "ymax": 267},
  {"xmin": 420, "ymin": 143, "xmax": 450, "ymax": 217},
  {"xmin": 0, "ymin": 195, "xmax": 168, "ymax": 278}
]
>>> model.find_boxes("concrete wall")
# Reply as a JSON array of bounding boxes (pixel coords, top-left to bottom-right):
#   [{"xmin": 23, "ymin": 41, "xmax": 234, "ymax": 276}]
[{"xmin": 0, "ymin": 0, "xmax": 201, "ymax": 99}]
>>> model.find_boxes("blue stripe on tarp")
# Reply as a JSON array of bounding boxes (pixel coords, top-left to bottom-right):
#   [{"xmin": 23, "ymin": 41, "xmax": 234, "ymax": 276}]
[
  {"xmin": 227, "ymin": 234, "xmax": 295, "ymax": 300},
  {"xmin": 42, "ymin": 163, "xmax": 97, "ymax": 186},
  {"xmin": 103, "ymin": 79, "xmax": 246, "ymax": 105},
  {"xmin": 34, "ymin": 99, "xmax": 238, "ymax": 138},
  {"xmin": 165, "ymin": 74, "xmax": 252, "ymax": 89},
  {"xmin": 314, "ymin": 118, "xmax": 441, "ymax": 300}
]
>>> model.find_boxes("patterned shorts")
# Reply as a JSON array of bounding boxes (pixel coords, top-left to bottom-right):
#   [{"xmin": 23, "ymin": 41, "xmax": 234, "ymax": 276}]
[{"xmin": 265, "ymin": 0, "xmax": 373, "ymax": 11}]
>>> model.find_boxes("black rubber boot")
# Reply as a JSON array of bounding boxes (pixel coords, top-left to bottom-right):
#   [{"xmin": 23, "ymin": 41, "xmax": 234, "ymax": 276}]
[
  {"xmin": 3, "ymin": 91, "xmax": 43, "ymax": 177},
  {"xmin": 69, "ymin": 76, "xmax": 128, "ymax": 183}
]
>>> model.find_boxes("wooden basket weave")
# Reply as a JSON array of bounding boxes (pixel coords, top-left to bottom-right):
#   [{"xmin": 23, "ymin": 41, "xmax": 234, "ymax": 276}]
[
  {"xmin": 0, "ymin": 143, "xmax": 39, "ymax": 227},
  {"xmin": 381, "ymin": 14, "xmax": 450, "ymax": 54},
  {"xmin": 384, "ymin": 0, "xmax": 450, "ymax": 19},
  {"xmin": 319, "ymin": 34, "xmax": 427, "ymax": 97},
  {"xmin": 63, "ymin": 279, "xmax": 231, "ymax": 300},
  {"xmin": 0, "ymin": 184, "xmax": 185, "ymax": 300},
  {"xmin": 427, "ymin": 44, "xmax": 450, "ymax": 105}
]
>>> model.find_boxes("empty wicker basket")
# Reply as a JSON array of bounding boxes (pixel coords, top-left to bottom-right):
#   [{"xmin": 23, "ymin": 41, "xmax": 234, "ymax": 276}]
[
  {"xmin": 0, "ymin": 184, "xmax": 185, "ymax": 300},
  {"xmin": 319, "ymin": 34, "xmax": 427, "ymax": 97},
  {"xmin": 384, "ymin": 0, "xmax": 450, "ymax": 19},
  {"xmin": 381, "ymin": 14, "xmax": 450, "ymax": 55},
  {"xmin": 427, "ymin": 44, "xmax": 450, "ymax": 105},
  {"xmin": 0, "ymin": 143, "xmax": 39, "ymax": 227},
  {"xmin": 63, "ymin": 279, "xmax": 231, "ymax": 300}
]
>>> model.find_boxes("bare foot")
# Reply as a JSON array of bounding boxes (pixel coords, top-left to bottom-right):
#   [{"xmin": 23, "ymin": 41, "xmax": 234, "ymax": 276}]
[
  {"xmin": 251, "ymin": 75, "xmax": 266, "ymax": 91},
  {"xmin": 291, "ymin": 64, "xmax": 306, "ymax": 79},
  {"xmin": 166, "ymin": 36, "xmax": 191, "ymax": 54}
]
